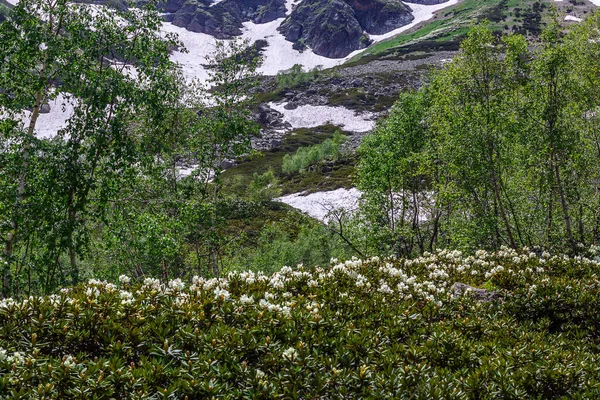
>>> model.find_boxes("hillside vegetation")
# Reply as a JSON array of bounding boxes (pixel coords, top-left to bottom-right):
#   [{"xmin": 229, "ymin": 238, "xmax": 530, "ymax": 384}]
[{"xmin": 2, "ymin": 248, "xmax": 600, "ymax": 398}]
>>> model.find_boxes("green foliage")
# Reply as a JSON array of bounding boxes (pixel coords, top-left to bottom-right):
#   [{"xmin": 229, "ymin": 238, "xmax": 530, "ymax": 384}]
[
  {"xmin": 0, "ymin": 0, "xmax": 180, "ymax": 296},
  {"xmin": 357, "ymin": 91, "xmax": 430, "ymax": 256},
  {"xmin": 282, "ymin": 131, "xmax": 346, "ymax": 174},
  {"xmin": 248, "ymin": 168, "xmax": 282, "ymax": 203},
  {"xmin": 0, "ymin": 1, "xmax": 266, "ymax": 295},
  {"xmin": 2, "ymin": 249, "xmax": 600, "ymax": 397},
  {"xmin": 276, "ymin": 64, "xmax": 322, "ymax": 91},
  {"xmin": 226, "ymin": 222, "xmax": 350, "ymax": 274},
  {"xmin": 356, "ymin": 17, "xmax": 600, "ymax": 255}
]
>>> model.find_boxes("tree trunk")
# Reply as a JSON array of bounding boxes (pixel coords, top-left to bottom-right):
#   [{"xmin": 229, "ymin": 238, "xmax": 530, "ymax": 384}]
[
  {"xmin": 553, "ymin": 156, "xmax": 576, "ymax": 252},
  {"xmin": 68, "ymin": 188, "xmax": 78, "ymax": 284}
]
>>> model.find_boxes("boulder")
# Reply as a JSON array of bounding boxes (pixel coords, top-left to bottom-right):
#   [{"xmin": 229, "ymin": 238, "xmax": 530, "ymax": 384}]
[
  {"xmin": 451, "ymin": 282, "xmax": 501, "ymax": 302},
  {"xmin": 349, "ymin": 0, "xmax": 413, "ymax": 35},
  {"xmin": 284, "ymin": 101, "xmax": 298, "ymax": 110},
  {"xmin": 39, "ymin": 103, "xmax": 51, "ymax": 114}
]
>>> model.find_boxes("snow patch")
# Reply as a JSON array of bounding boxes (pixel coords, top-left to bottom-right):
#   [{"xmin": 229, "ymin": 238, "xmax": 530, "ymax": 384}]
[
  {"xmin": 277, "ymin": 188, "xmax": 361, "ymax": 222},
  {"xmin": 589, "ymin": 0, "xmax": 600, "ymax": 6},
  {"xmin": 161, "ymin": 23, "xmax": 217, "ymax": 83},
  {"xmin": 1, "ymin": 94, "xmax": 76, "ymax": 139},
  {"xmin": 565, "ymin": 15, "xmax": 582, "ymax": 22},
  {"xmin": 269, "ymin": 102, "xmax": 375, "ymax": 132},
  {"xmin": 4, "ymin": 0, "xmax": 18, "ymax": 5},
  {"xmin": 33, "ymin": 94, "xmax": 76, "ymax": 138}
]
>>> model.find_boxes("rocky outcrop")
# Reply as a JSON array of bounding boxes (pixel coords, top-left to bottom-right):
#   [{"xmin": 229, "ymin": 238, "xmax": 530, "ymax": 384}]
[
  {"xmin": 350, "ymin": 0, "xmax": 413, "ymax": 35},
  {"xmin": 164, "ymin": 0, "xmax": 287, "ymax": 38},
  {"xmin": 253, "ymin": 103, "xmax": 292, "ymax": 149},
  {"xmin": 279, "ymin": 0, "xmax": 366, "ymax": 58},
  {"xmin": 279, "ymin": 0, "xmax": 414, "ymax": 58},
  {"xmin": 452, "ymin": 282, "xmax": 502, "ymax": 302}
]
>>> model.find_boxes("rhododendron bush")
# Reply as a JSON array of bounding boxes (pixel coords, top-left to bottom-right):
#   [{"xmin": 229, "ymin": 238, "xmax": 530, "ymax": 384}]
[{"xmin": 2, "ymin": 248, "xmax": 600, "ymax": 398}]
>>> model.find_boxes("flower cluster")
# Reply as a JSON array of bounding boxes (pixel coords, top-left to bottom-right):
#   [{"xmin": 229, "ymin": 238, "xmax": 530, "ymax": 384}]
[{"xmin": 1, "ymin": 248, "xmax": 600, "ymax": 398}]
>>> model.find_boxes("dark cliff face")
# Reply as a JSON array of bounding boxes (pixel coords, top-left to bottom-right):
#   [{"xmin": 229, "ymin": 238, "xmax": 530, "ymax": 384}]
[
  {"xmin": 279, "ymin": 0, "xmax": 415, "ymax": 58},
  {"xmin": 279, "ymin": 0, "xmax": 366, "ymax": 59},
  {"xmin": 164, "ymin": 0, "xmax": 287, "ymax": 38},
  {"xmin": 349, "ymin": 0, "xmax": 413, "ymax": 35}
]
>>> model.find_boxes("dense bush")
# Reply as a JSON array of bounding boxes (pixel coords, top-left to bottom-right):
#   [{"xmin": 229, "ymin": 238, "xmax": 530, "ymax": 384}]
[
  {"xmin": 282, "ymin": 132, "xmax": 346, "ymax": 174},
  {"xmin": 276, "ymin": 64, "xmax": 322, "ymax": 90},
  {"xmin": 2, "ymin": 248, "xmax": 600, "ymax": 398},
  {"xmin": 357, "ymin": 17, "xmax": 600, "ymax": 255}
]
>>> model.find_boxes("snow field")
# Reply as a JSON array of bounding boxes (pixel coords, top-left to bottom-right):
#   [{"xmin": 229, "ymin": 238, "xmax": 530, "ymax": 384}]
[
  {"xmin": 0, "ymin": 93, "xmax": 76, "ymax": 139},
  {"xmin": 277, "ymin": 188, "xmax": 361, "ymax": 222},
  {"xmin": 269, "ymin": 102, "xmax": 376, "ymax": 132}
]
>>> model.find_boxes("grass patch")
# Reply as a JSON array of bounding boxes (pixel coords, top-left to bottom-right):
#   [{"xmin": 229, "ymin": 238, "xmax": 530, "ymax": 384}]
[
  {"xmin": 348, "ymin": 0, "xmax": 549, "ymax": 65},
  {"xmin": 222, "ymin": 125, "xmax": 354, "ymax": 195}
]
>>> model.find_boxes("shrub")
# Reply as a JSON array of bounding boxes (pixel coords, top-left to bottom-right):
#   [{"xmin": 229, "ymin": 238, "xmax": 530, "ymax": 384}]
[
  {"xmin": 2, "ymin": 248, "xmax": 600, "ymax": 397},
  {"xmin": 276, "ymin": 64, "xmax": 321, "ymax": 90},
  {"xmin": 282, "ymin": 132, "xmax": 346, "ymax": 174}
]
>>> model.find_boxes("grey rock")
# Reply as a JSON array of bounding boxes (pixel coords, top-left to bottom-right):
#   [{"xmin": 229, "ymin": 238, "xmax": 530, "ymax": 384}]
[
  {"xmin": 39, "ymin": 103, "xmax": 51, "ymax": 114},
  {"xmin": 220, "ymin": 159, "xmax": 234, "ymax": 169},
  {"xmin": 452, "ymin": 282, "xmax": 501, "ymax": 302}
]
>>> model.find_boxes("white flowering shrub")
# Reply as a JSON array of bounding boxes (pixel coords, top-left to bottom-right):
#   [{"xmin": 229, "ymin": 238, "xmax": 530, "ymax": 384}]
[{"xmin": 1, "ymin": 248, "xmax": 600, "ymax": 398}]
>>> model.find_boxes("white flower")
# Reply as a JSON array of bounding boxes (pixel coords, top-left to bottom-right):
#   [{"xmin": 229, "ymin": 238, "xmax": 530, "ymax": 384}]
[
  {"xmin": 119, "ymin": 275, "xmax": 131, "ymax": 284},
  {"xmin": 120, "ymin": 290, "xmax": 134, "ymax": 305},
  {"xmin": 240, "ymin": 294, "xmax": 254, "ymax": 304},
  {"xmin": 264, "ymin": 292, "xmax": 276, "ymax": 301},
  {"xmin": 6, "ymin": 351, "xmax": 24, "ymax": 366},
  {"xmin": 174, "ymin": 293, "xmax": 189, "ymax": 306},
  {"xmin": 282, "ymin": 347, "xmax": 298, "ymax": 361},
  {"xmin": 64, "ymin": 355, "xmax": 76, "ymax": 368},
  {"xmin": 308, "ymin": 280, "xmax": 318, "ymax": 288},
  {"xmin": 214, "ymin": 287, "xmax": 231, "ymax": 301},
  {"xmin": 168, "ymin": 278, "xmax": 185, "ymax": 291},
  {"xmin": 85, "ymin": 287, "xmax": 99, "ymax": 298},
  {"xmin": 259, "ymin": 299, "xmax": 270, "ymax": 309},
  {"xmin": 528, "ymin": 285, "xmax": 537, "ymax": 294},
  {"xmin": 280, "ymin": 266, "xmax": 293, "ymax": 275},
  {"xmin": 143, "ymin": 277, "xmax": 161, "ymax": 291}
]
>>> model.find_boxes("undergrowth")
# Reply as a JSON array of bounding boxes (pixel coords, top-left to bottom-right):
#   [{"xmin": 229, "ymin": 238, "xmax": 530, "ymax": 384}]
[{"xmin": 2, "ymin": 247, "xmax": 600, "ymax": 398}]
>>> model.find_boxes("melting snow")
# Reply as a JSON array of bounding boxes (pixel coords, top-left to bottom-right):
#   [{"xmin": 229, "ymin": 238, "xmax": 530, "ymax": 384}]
[
  {"xmin": 163, "ymin": 0, "xmax": 462, "ymax": 81},
  {"xmin": 565, "ymin": 15, "xmax": 582, "ymax": 22},
  {"xmin": 277, "ymin": 188, "xmax": 361, "ymax": 222},
  {"xmin": 1, "ymin": 93, "xmax": 76, "ymax": 139},
  {"xmin": 269, "ymin": 102, "xmax": 375, "ymax": 132}
]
